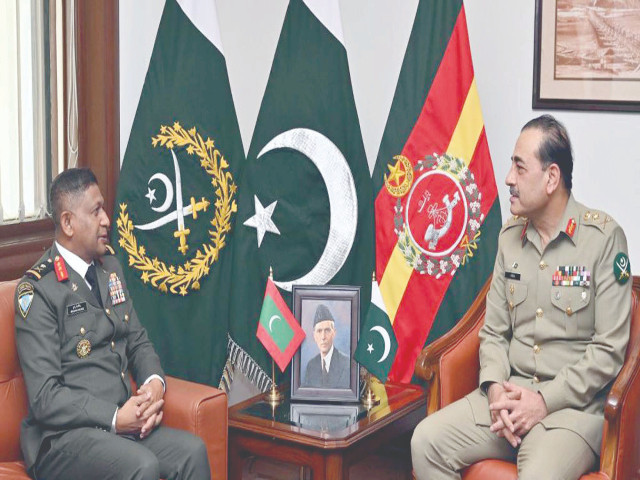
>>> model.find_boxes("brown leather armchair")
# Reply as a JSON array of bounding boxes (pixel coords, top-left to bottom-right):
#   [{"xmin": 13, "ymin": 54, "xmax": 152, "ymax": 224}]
[
  {"xmin": 414, "ymin": 276, "xmax": 640, "ymax": 480},
  {"xmin": 0, "ymin": 280, "xmax": 228, "ymax": 480}
]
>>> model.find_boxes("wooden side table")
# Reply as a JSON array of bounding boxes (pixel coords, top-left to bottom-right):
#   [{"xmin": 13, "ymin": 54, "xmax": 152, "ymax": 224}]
[{"xmin": 229, "ymin": 381, "xmax": 426, "ymax": 480}]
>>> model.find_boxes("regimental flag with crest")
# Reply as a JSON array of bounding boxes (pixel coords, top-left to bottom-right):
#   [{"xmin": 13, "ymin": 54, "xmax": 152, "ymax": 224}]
[
  {"xmin": 256, "ymin": 278, "xmax": 306, "ymax": 372},
  {"xmin": 355, "ymin": 277, "xmax": 397, "ymax": 383},
  {"xmin": 113, "ymin": 0, "xmax": 244, "ymax": 385},
  {"xmin": 373, "ymin": 0, "xmax": 501, "ymax": 383},
  {"xmin": 226, "ymin": 0, "xmax": 374, "ymax": 391}
]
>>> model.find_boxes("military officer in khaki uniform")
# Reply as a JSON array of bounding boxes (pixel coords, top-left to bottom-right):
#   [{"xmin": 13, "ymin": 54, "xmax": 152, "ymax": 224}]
[
  {"xmin": 411, "ymin": 115, "xmax": 632, "ymax": 480},
  {"xmin": 14, "ymin": 168, "xmax": 210, "ymax": 480}
]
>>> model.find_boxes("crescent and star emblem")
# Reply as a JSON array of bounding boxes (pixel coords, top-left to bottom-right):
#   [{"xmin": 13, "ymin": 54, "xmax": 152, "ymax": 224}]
[
  {"xmin": 369, "ymin": 325, "xmax": 391, "ymax": 363},
  {"xmin": 384, "ymin": 155, "xmax": 413, "ymax": 197},
  {"xmin": 243, "ymin": 128, "xmax": 358, "ymax": 292},
  {"xmin": 135, "ymin": 149, "xmax": 210, "ymax": 255}
]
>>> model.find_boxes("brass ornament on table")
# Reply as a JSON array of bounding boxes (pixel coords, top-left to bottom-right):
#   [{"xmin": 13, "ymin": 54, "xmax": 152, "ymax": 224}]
[
  {"xmin": 361, "ymin": 371, "xmax": 380, "ymax": 409},
  {"xmin": 263, "ymin": 359, "xmax": 283, "ymax": 406}
]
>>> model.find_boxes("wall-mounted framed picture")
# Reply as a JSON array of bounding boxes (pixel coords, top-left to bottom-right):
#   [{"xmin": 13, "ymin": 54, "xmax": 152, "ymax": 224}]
[
  {"xmin": 533, "ymin": 0, "xmax": 640, "ymax": 112},
  {"xmin": 290, "ymin": 285, "xmax": 360, "ymax": 402}
]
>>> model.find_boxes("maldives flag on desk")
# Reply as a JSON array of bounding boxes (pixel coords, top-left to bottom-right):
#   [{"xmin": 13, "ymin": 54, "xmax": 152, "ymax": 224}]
[
  {"xmin": 256, "ymin": 278, "xmax": 305, "ymax": 372},
  {"xmin": 373, "ymin": 0, "xmax": 501, "ymax": 383}
]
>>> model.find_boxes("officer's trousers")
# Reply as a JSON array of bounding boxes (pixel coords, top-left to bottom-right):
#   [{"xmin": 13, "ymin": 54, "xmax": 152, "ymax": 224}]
[
  {"xmin": 411, "ymin": 395, "xmax": 597, "ymax": 480},
  {"xmin": 34, "ymin": 425, "xmax": 210, "ymax": 480}
]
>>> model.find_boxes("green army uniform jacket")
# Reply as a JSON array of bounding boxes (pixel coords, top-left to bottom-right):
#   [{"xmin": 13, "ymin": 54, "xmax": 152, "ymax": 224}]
[
  {"xmin": 466, "ymin": 195, "xmax": 631, "ymax": 453},
  {"xmin": 14, "ymin": 243, "xmax": 164, "ymax": 471}
]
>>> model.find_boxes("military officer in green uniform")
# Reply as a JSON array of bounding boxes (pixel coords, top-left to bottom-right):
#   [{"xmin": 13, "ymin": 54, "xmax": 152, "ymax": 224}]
[
  {"xmin": 411, "ymin": 115, "xmax": 632, "ymax": 480},
  {"xmin": 14, "ymin": 168, "xmax": 210, "ymax": 480}
]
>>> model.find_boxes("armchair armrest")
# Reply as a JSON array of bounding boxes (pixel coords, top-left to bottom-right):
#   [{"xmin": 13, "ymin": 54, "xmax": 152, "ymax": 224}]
[
  {"xmin": 414, "ymin": 276, "xmax": 491, "ymax": 414},
  {"xmin": 599, "ymin": 277, "xmax": 640, "ymax": 480},
  {"xmin": 163, "ymin": 375, "xmax": 228, "ymax": 480}
]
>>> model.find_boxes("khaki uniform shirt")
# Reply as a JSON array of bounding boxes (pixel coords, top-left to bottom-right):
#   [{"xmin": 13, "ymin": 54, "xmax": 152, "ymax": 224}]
[
  {"xmin": 467, "ymin": 195, "xmax": 631, "ymax": 452},
  {"xmin": 14, "ymin": 244, "xmax": 164, "ymax": 470}
]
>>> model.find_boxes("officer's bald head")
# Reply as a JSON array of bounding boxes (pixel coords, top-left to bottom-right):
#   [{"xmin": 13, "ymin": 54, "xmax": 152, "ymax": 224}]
[{"xmin": 49, "ymin": 168, "xmax": 98, "ymax": 228}]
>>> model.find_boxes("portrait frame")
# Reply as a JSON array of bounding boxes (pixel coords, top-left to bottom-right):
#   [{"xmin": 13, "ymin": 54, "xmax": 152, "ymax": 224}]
[
  {"xmin": 290, "ymin": 285, "xmax": 360, "ymax": 402},
  {"xmin": 533, "ymin": 0, "xmax": 640, "ymax": 112}
]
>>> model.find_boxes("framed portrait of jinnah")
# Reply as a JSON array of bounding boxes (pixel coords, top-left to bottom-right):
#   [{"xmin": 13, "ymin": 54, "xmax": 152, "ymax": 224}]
[{"xmin": 290, "ymin": 285, "xmax": 360, "ymax": 402}]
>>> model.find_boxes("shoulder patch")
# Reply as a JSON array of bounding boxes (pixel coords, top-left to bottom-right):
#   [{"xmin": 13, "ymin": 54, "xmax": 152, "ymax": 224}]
[
  {"xmin": 17, "ymin": 282, "xmax": 34, "ymax": 319},
  {"xmin": 25, "ymin": 258, "xmax": 54, "ymax": 281},
  {"xmin": 614, "ymin": 252, "xmax": 631, "ymax": 285},
  {"xmin": 104, "ymin": 244, "xmax": 115, "ymax": 255}
]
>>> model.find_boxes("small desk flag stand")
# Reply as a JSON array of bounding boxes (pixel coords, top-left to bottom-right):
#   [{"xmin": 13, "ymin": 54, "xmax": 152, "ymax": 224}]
[{"xmin": 263, "ymin": 267, "xmax": 284, "ymax": 406}]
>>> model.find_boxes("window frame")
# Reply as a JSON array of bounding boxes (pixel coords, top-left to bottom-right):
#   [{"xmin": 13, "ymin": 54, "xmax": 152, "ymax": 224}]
[{"xmin": 0, "ymin": 1, "xmax": 119, "ymax": 281}]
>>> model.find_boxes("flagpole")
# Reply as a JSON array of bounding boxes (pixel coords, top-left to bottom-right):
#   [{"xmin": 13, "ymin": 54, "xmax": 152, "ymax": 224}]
[{"xmin": 263, "ymin": 266, "xmax": 283, "ymax": 406}]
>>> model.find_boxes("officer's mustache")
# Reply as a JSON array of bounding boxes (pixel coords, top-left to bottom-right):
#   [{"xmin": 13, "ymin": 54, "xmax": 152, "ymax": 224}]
[{"xmin": 509, "ymin": 187, "xmax": 519, "ymax": 197}]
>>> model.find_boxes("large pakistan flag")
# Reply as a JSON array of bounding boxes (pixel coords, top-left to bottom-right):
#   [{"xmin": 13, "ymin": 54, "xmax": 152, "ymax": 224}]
[{"xmin": 225, "ymin": 0, "xmax": 373, "ymax": 390}]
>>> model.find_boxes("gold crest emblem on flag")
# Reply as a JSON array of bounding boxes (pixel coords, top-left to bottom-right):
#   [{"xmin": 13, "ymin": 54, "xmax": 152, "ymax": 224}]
[{"xmin": 117, "ymin": 122, "xmax": 237, "ymax": 296}]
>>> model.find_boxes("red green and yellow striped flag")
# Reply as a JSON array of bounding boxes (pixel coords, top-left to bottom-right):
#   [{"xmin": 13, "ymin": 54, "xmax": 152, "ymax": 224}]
[{"xmin": 373, "ymin": 0, "xmax": 501, "ymax": 383}]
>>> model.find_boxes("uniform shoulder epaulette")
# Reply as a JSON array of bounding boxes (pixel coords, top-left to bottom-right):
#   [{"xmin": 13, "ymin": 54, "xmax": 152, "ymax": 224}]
[
  {"xmin": 104, "ymin": 244, "xmax": 115, "ymax": 255},
  {"xmin": 25, "ymin": 258, "xmax": 54, "ymax": 281},
  {"xmin": 501, "ymin": 215, "xmax": 527, "ymax": 232},
  {"xmin": 580, "ymin": 209, "xmax": 617, "ymax": 234}
]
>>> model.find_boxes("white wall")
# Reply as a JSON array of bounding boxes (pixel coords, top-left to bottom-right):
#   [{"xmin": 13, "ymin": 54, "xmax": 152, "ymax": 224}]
[{"xmin": 120, "ymin": 0, "xmax": 640, "ymax": 288}]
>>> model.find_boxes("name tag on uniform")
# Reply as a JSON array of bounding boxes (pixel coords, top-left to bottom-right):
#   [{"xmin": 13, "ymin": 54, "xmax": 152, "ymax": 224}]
[
  {"xmin": 505, "ymin": 271, "xmax": 521, "ymax": 281},
  {"xmin": 67, "ymin": 302, "xmax": 88, "ymax": 316}
]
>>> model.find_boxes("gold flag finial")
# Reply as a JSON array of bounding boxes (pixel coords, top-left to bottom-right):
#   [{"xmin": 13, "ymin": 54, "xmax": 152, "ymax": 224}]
[
  {"xmin": 269, "ymin": 266, "xmax": 273, "ymax": 280},
  {"xmin": 372, "ymin": 270, "xmax": 376, "ymax": 282}
]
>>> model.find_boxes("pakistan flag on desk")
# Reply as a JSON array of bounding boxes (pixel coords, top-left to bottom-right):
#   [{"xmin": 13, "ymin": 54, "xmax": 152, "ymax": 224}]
[
  {"xmin": 355, "ymin": 277, "xmax": 398, "ymax": 383},
  {"xmin": 113, "ymin": 0, "xmax": 243, "ymax": 386},
  {"xmin": 225, "ymin": 0, "xmax": 374, "ymax": 391}
]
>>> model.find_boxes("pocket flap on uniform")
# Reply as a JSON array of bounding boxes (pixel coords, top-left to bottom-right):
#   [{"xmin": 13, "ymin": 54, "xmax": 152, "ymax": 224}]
[
  {"xmin": 505, "ymin": 282, "xmax": 528, "ymax": 308},
  {"xmin": 550, "ymin": 286, "xmax": 590, "ymax": 315}
]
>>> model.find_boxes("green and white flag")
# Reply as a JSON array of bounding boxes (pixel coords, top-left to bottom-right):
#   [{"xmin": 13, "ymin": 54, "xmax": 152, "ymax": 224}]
[
  {"xmin": 355, "ymin": 278, "xmax": 398, "ymax": 383},
  {"xmin": 226, "ymin": 0, "xmax": 374, "ymax": 391},
  {"xmin": 113, "ymin": 0, "xmax": 244, "ymax": 386}
]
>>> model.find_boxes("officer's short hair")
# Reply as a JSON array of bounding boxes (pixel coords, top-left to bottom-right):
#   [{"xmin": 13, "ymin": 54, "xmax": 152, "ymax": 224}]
[
  {"xmin": 49, "ymin": 168, "xmax": 98, "ymax": 227},
  {"xmin": 522, "ymin": 114, "xmax": 573, "ymax": 192}
]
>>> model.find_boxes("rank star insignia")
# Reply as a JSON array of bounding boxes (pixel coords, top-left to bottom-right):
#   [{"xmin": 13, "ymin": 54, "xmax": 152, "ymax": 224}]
[{"xmin": 384, "ymin": 155, "xmax": 414, "ymax": 198}]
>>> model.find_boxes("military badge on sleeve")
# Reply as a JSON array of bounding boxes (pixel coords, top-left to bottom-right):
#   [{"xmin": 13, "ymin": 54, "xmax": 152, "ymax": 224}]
[
  {"xmin": 17, "ymin": 282, "xmax": 34, "ymax": 319},
  {"xmin": 614, "ymin": 253, "xmax": 630, "ymax": 285}
]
